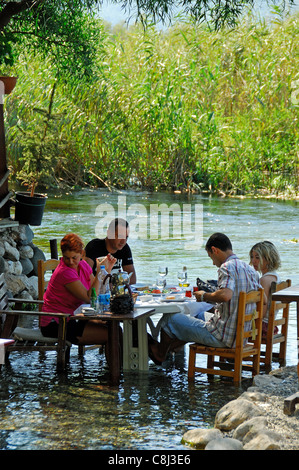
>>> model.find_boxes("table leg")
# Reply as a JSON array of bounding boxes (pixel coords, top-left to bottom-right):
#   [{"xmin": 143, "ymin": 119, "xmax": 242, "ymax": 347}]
[
  {"xmin": 56, "ymin": 316, "xmax": 68, "ymax": 372},
  {"xmin": 123, "ymin": 318, "xmax": 149, "ymax": 372},
  {"xmin": 297, "ymin": 302, "xmax": 299, "ymax": 382},
  {"xmin": 108, "ymin": 320, "xmax": 120, "ymax": 385},
  {"xmin": 137, "ymin": 316, "xmax": 149, "ymax": 370}
]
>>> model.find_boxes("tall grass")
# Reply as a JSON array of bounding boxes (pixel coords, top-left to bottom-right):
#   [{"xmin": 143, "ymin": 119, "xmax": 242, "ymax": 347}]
[{"xmin": 4, "ymin": 12, "xmax": 299, "ymax": 195}]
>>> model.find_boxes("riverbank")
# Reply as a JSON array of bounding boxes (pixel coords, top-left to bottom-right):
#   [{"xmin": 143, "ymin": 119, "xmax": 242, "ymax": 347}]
[
  {"xmin": 249, "ymin": 366, "xmax": 299, "ymax": 450},
  {"xmin": 182, "ymin": 365, "xmax": 299, "ymax": 450}
]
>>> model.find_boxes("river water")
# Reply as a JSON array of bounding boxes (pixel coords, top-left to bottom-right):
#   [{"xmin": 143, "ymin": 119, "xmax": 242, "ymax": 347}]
[{"xmin": 0, "ymin": 190, "xmax": 298, "ymax": 450}]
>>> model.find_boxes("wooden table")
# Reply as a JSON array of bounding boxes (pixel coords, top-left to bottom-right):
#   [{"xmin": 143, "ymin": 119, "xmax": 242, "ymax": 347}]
[
  {"xmin": 73, "ymin": 307, "xmax": 155, "ymax": 385},
  {"xmin": 0, "ymin": 338, "xmax": 14, "ymax": 369},
  {"xmin": 272, "ymin": 284, "xmax": 299, "ymax": 414}
]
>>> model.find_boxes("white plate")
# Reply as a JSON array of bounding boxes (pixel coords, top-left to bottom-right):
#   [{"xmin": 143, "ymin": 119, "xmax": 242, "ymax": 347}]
[
  {"xmin": 160, "ymin": 297, "xmax": 187, "ymax": 302},
  {"xmin": 131, "ymin": 283, "xmax": 149, "ymax": 290}
]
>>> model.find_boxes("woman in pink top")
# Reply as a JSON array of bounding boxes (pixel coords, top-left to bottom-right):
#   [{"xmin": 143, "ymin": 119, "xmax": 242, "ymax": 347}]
[{"xmin": 41, "ymin": 233, "xmax": 116, "ymax": 346}]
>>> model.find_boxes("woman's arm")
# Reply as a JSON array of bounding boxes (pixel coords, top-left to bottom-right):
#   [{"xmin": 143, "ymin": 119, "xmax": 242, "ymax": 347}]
[
  {"xmin": 64, "ymin": 254, "xmax": 117, "ymax": 302},
  {"xmin": 64, "ymin": 280, "xmax": 92, "ymax": 303}
]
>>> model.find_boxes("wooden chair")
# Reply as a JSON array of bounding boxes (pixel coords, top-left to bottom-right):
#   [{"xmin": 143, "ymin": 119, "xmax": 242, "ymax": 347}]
[
  {"xmin": 260, "ymin": 280, "xmax": 291, "ymax": 370},
  {"xmin": 188, "ymin": 288, "xmax": 264, "ymax": 384},
  {"xmin": 0, "ymin": 272, "xmax": 70, "ymax": 371},
  {"xmin": 37, "ymin": 259, "xmax": 102, "ymax": 356},
  {"xmin": 37, "ymin": 258, "xmax": 60, "ymax": 310}
]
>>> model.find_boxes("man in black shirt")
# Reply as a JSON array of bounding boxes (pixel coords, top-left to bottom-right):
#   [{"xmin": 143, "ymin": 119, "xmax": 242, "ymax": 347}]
[{"xmin": 85, "ymin": 218, "xmax": 136, "ymax": 284}]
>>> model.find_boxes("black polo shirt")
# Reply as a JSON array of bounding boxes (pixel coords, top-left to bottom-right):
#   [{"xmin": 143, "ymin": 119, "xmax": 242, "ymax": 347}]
[{"xmin": 85, "ymin": 238, "xmax": 134, "ymax": 275}]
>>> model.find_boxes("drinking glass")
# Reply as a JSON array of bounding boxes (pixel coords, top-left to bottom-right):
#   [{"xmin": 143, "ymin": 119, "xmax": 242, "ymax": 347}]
[
  {"xmin": 156, "ymin": 277, "xmax": 166, "ymax": 290},
  {"xmin": 158, "ymin": 266, "xmax": 168, "ymax": 277},
  {"xmin": 177, "ymin": 271, "xmax": 187, "ymax": 287}
]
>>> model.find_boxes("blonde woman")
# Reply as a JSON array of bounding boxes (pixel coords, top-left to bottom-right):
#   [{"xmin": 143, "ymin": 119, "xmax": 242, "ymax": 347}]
[{"xmin": 249, "ymin": 240, "xmax": 281, "ymax": 336}]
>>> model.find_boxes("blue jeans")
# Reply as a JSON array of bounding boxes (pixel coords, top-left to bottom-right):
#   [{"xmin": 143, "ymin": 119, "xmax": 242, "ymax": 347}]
[{"xmin": 161, "ymin": 313, "xmax": 226, "ymax": 348}]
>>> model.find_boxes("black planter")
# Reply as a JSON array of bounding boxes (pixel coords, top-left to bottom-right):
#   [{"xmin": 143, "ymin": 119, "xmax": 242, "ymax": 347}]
[{"xmin": 14, "ymin": 192, "xmax": 47, "ymax": 226}]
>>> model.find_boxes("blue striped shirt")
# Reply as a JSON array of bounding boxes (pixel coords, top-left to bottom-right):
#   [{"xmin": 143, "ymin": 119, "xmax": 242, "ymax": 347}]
[{"xmin": 205, "ymin": 254, "xmax": 261, "ymax": 347}]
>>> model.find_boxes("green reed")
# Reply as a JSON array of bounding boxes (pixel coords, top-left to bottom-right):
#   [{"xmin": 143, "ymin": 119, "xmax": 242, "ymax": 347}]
[{"xmin": 4, "ymin": 12, "xmax": 299, "ymax": 195}]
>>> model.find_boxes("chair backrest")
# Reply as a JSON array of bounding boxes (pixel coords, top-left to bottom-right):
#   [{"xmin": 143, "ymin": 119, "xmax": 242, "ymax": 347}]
[
  {"xmin": 267, "ymin": 279, "xmax": 291, "ymax": 338},
  {"xmin": 235, "ymin": 288, "xmax": 264, "ymax": 350},
  {"xmin": 37, "ymin": 259, "xmax": 59, "ymax": 311},
  {"xmin": 0, "ymin": 273, "xmax": 8, "ymax": 334}
]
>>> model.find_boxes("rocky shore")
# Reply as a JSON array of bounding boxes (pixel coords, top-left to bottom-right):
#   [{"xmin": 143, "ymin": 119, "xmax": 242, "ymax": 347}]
[{"xmin": 182, "ymin": 365, "xmax": 299, "ymax": 450}]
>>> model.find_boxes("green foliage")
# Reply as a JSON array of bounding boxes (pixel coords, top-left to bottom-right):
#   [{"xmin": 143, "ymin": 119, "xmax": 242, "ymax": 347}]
[
  {"xmin": 0, "ymin": 1, "xmax": 104, "ymax": 81},
  {"xmin": 4, "ymin": 12, "xmax": 299, "ymax": 195}
]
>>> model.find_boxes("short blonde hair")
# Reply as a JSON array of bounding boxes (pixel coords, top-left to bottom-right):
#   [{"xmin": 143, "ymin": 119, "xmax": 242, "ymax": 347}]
[{"xmin": 249, "ymin": 241, "xmax": 281, "ymax": 272}]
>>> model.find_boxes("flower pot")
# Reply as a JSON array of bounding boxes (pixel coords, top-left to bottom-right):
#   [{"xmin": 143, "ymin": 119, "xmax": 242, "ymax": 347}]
[
  {"xmin": 14, "ymin": 192, "xmax": 47, "ymax": 226},
  {"xmin": 0, "ymin": 77, "xmax": 17, "ymax": 95}
]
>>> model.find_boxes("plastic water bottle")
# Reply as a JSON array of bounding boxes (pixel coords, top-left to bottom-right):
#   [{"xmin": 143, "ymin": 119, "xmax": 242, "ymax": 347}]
[
  {"xmin": 98, "ymin": 265, "xmax": 110, "ymax": 312},
  {"xmin": 98, "ymin": 265, "xmax": 108, "ymax": 293}
]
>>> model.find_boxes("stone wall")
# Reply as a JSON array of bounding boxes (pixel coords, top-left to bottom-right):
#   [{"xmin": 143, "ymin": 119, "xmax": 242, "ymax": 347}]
[{"xmin": 0, "ymin": 223, "xmax": 46, "ymax": 302}]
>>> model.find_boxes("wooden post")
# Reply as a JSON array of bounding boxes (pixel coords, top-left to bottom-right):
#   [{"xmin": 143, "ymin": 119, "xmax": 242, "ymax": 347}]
[
  {"xmin": 0, "ymin": 103, "xmax": 9, "ymax": 219},
  {"xmin": 0, "ymin": 77, "xmax": 17, "ymax": 219},
  {"xmin": 50, "ymin": 239, "xmax": 58, "ymax": 259}
]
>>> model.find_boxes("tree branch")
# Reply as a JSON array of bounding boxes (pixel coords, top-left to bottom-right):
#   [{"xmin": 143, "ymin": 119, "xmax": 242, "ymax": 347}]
[{"xmin": 0, "ymin": 1, "xmax": 44, "ymax": 32}]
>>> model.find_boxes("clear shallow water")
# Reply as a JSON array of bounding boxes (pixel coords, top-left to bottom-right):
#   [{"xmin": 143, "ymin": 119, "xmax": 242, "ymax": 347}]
[{"xmin": 1, "ymin": 190, "xmax": 298, "ymax": 450}]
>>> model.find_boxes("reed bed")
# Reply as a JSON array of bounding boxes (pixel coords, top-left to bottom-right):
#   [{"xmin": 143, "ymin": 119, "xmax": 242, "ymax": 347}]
[{"xmin": 4, "ymin": 12, "xmax": 299, "ymax": 195}]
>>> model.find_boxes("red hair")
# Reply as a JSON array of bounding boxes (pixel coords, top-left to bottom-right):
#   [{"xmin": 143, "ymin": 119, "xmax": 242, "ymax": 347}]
[{"xmin": 60, "ymin": 233, "xmax": 84, "ymax": 254}]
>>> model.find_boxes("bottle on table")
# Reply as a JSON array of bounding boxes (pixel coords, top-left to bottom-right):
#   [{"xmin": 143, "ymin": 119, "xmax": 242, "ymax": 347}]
[
  {"xmin": 91, "ymin": 287, "xmax": 97, "ymax": 310},
  {"xmin": 98, "ymin": 265, "xmax": 110, "ymax": 312}
]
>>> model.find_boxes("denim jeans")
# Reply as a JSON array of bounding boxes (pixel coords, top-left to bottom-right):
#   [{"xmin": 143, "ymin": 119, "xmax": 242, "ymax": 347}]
[{"xmin": 161, "ymin": 312, "xmax": 226, "ymax": 348}]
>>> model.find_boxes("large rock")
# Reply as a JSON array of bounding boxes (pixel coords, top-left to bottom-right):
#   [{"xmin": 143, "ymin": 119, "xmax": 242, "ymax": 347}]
[
  {"xmin": 25, "ymin": 275, "xmax": 38, "ymax": 299},
  {"xmin": 253, "ymin": 374, "xmax": 282, "ymax": 389},
  {"xmin": 4, "ymin": 259, "xmax": 23, "ymax": 275},
  {"xmin": 30, "ymin": 245, "xmax": 46, "ymax": 275},
  {"xmin": 16, "ymin": 224, "xmax": 34, "ymax": 245},
  {"xmin": 0, "ymin": 256, "xmax": 5, "ymax": 273},
  {"xmin": 215, "ymin": 398, "xmax": 264, "ymax": 431},
  {"xmin": 4, "ymin": 273, "xmax": 38, "ymax": 298},
  {"xmin": 4, "ymin": 241, "xmax": 20, "ymax": 261},
  {"xmin": 5, "ymin": 273, "xmax": 29, "ymax": 295},
  {"xmin": 243, "ymin": 432, "xmax": 281, "ymax": 450},
  {"xmin": 20, "ymin": 258, "xmax": 34, "ymax": 275},
  {"xmin": 19, "ymin": 244, "xmax": 34, "ymax": 259},
  {"xmin": 0, "ymin": 241, "xmax": 5, "ymax": 257},
  {"xmin": 205, "ymin": 437, "xmax": 244, "ymax": 450},
  {"xmin": 232, "ymin": 416, "xmax": 268, "ymax": 442}
]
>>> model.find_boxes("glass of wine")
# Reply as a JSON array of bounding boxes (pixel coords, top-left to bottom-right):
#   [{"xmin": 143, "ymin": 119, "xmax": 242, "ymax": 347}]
[
  {"xmin": 156, "ymin": 277, "xmax": 166, "ymax": 291},
  {"xmin": 158, "ymin": 266, "xmax": 168, "ymax": 277},
  {"xmin": 177, "ymin": 271, "xmax": 187, "ymax": 287}
]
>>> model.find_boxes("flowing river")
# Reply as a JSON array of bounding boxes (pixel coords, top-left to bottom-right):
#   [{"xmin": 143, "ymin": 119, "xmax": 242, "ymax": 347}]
[{"xmin": 0, "ymin": 189, "xmax": 298, "ymax": 450}]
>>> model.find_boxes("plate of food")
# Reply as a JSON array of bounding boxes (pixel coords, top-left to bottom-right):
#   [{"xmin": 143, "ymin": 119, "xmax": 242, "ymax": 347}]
[{"xmin": 160, "ymin": 294, "xmax": 186, "ymax": 302}]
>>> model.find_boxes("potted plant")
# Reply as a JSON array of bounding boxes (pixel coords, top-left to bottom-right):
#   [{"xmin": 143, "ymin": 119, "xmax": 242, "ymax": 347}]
[
  {"xmin": 0, "ymin": 76, "xmax": 17, "ymax": 95},
  {"xmin": 13, "ymin": 83, "xmax": 58, "ymax": 226}
]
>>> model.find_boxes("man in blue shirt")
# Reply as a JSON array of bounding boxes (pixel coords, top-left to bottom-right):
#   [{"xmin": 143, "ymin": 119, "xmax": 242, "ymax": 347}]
[{"xmin": 148, "ymin": 233, "xmax": 264, "ymax": 365}]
